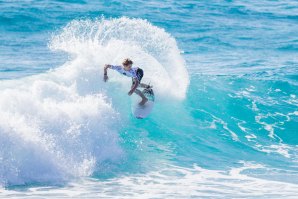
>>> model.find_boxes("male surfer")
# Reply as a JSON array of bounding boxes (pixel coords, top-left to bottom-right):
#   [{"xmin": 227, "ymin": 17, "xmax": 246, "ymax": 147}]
[{"xmin": 103, "ymin": 58, "xmax": 151, "ymax": 105}]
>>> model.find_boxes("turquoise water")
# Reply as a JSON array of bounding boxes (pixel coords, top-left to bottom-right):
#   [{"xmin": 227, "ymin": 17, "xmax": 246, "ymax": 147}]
[{"xmin": 1, "ymin": 0, "xmax": 298, "ymax": 198}]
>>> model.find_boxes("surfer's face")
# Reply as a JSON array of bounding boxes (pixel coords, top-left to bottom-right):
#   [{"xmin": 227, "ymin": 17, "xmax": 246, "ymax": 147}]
[{"xmin": 123, "ymin": 64, "xmax": 132, "ymax": 70}]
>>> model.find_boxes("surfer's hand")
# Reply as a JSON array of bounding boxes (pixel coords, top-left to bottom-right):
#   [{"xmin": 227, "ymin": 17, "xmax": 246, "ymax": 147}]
[
  {"xmin": 103, "ymin": 74, "xmax": 108, "ymax": 82},
  {"xmin": 128, "ymin": 90, "xmax": 133, "ymax": 96}
]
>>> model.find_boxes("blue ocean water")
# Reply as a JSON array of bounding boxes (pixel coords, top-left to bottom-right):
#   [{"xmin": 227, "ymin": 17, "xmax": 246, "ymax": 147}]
[{"xmin": 1, "ymin": 0, "xmax": 298, "ymax": 198}]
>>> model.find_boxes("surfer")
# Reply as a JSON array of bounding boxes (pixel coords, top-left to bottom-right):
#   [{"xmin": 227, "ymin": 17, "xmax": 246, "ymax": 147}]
[{"xmin": 103, "ymin": 58, "xmax": 151, "ymax": 105}]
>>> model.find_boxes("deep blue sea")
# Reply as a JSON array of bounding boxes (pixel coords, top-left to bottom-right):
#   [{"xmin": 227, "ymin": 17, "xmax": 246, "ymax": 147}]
[{"xmin": 1, "ymin": 0, "xmax": 298, "ymax": 198}]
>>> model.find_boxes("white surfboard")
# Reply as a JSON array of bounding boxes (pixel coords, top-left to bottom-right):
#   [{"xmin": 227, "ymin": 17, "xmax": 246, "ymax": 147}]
[{"xmin": 132, "ymin": 88, "xmax": 155, "ymax": 119}]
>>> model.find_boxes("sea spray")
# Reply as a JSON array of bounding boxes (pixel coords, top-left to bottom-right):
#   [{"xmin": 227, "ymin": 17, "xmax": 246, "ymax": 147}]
[{"xmin": 49, "ymin": 17, "xmax": 189, "ymax": 99}]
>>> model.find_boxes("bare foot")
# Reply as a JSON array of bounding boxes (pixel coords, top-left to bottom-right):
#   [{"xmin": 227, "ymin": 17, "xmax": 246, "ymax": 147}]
[{"xmin": 139, "ymin": 98, "xmax": 148, "ymax": 106}]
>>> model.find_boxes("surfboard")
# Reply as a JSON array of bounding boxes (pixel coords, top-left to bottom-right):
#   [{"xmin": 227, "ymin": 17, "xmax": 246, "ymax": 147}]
[{"xmin": 132, "ymin": 88, "xmax": 155, "ymax": 119}]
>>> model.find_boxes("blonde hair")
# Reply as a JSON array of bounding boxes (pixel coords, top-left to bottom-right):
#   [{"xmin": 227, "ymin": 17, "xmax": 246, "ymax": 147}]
[{"xmin": 122, "ymin": 58, "xmax": 133, "ymax": 66}]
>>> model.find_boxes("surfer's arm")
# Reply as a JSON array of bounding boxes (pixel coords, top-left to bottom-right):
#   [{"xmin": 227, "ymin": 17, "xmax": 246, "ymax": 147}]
[
  {"xmin": 128, "ymin": 78, "xmax": 139, "ymax": 95},
  {"xmin": 104, "ymin": 64, "xmax": 111, "ymax": 73},
  {"xmin": 103, "ymin": 65, "xmax": 124, "ymax": 82},
  {"xmin": 103, "ymin": 64, "xmax": 111, "ymax": 82}
]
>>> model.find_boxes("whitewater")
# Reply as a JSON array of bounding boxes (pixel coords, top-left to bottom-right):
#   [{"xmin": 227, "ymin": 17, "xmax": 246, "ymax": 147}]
[{"xmin": 1, "ymin": 0, "xmax": 298, "ymax": 198}]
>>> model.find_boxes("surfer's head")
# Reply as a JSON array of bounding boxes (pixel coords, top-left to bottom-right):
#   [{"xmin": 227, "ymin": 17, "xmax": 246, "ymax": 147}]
[{"xmin": 122, "ymin": 58, "xmax": 133, "ymax": 70}]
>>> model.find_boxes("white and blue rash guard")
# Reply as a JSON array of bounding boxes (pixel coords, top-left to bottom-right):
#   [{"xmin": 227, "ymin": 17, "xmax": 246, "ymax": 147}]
[{"xmin": 110, "ymin": 65, "xmax": 143, "ymax": 82}]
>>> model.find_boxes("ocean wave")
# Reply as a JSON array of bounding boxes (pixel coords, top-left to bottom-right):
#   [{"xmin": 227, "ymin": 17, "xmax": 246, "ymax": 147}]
[{"xmin": 0, "ymin": 17, "xmax": 189, "ymax": 186}]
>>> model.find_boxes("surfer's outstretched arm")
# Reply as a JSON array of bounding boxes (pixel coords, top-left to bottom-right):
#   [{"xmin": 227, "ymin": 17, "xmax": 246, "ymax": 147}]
[{"xmin": 103, "ymin": 64, "xmax": 111, "ymax": 82}]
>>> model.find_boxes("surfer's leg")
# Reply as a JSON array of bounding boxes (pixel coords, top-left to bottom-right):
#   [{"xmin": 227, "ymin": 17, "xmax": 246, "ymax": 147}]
[
  {"xmin": 140, "ymin": 83, "xmax": 152, "ymax": 89},
  {"xmin": 134, "ymin": 89, "xmax": 148, "ymax": 105},
  {"xmin": 136, "ymin": 69, "xmax": 151, "ymax": 89}
]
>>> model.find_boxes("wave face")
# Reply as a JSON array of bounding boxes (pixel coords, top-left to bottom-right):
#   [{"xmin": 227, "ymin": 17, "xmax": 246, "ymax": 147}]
[{"xmin": 1, "ymin": 0, "xmax": 298, "ymax": 198}]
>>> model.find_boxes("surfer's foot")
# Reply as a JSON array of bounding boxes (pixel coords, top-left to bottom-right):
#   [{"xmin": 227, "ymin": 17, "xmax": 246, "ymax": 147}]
[{"xmin": 139, "ymin": 98, "xmax": 148, "ymax": 106}]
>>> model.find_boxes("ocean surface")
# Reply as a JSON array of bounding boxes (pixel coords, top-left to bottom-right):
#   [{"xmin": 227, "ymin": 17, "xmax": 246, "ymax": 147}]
[{"xmin": 1, "ymin": 0, "xmax": 298, "ymax": 198}]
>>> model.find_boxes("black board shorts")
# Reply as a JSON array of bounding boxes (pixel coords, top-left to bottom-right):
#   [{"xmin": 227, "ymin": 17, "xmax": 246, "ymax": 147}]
[{"xmin": 133, "ymin": 68, "xmax": 143, "ymax": 84}]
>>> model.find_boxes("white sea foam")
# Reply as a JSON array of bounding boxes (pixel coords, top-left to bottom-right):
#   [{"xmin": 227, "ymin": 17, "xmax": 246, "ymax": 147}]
[
  {"xmin": 0, "ymin": 73, "xmax": 123, "ymax": 186},
  {"xmin": 1, "ymin": 163, "xmax": 298, "ymax": 199},
  {"xmin": 256, "ymin": 144, "xmax": 292, "ymax": 158}
]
